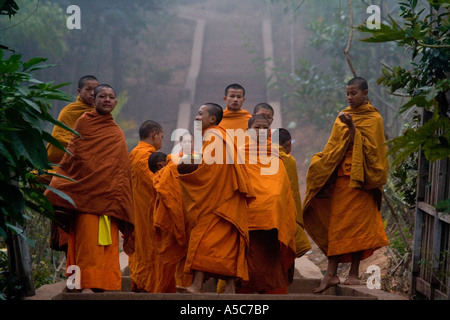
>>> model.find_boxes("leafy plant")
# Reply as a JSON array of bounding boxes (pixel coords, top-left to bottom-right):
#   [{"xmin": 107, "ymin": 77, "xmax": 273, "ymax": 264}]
[
  {"xmin": 0, "ymin": 49, "xmax": 77, "ymax": 298},
  {"xmin": 357, "ymin": 0, "xmax": 450, "ymax": 165}
]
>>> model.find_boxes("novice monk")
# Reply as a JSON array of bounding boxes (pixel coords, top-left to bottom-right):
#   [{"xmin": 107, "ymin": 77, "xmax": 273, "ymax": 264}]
[
  {"xmin": 128, "ymin": 120, "xmax": 165, "ymax": 292},
  {"xmin": 303, "ymin": 77, "xmax": 389, "ymax": 294},
  {"xmin": 219, "ymin": 83, "xmax": 252, "ymax": 131},
  {"xmin": 152, "ymin": 148, "xmax": 193, "ymax": 293},
  {"xmin": 238, "ymin": 115, "xmax": 297, "ymax": 294},
  {"xmin": 148, "ymin": 152, "xmax": 168, "ymax": 174},
  {"xmin": 44, "ymin": 84, "xmax": 134, "ymax": 292},
  {"xmin": 253, "ymin": 103, "xmax": 274, "ymax": 127},
  {"xmin": 274, "ymin": 128, "xmax": 311, "ymax": 258},
  {"xmin": 46, "ymin": 75, "xmax": 99, "ymax": 253},
  {"xmin": 178, "ymin": 103, "xmax": 255, "ymax": 294}
]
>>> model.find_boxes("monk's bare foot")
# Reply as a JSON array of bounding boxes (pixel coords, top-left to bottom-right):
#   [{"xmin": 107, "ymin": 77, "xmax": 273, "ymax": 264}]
[
  {"xmin": 312, "ymin": 275, "xmax": 340, "ymax": 294},
  {"xmin": 176, "ymin": 286, "xmax": 188, "ymax": 293},
  {"xmin": 343, "ymin": 275, "xmax": 360, "ymax": 285},
  {"xmin": 186, "ymin": 285, "xmax": 203, "ymax": 294},
  {"xmin": 223, "ymin": 279, "xmax": 236, "ymax": 294},
  {"xmin": 81, "ymin": 288, "xmax": 94, "ymax": 293}
]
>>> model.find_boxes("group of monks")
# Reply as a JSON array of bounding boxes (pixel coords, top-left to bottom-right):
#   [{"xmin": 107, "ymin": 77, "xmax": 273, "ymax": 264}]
[{"xmin": 42, "ymin": 76, "xmax": 389, "ymax": 295}]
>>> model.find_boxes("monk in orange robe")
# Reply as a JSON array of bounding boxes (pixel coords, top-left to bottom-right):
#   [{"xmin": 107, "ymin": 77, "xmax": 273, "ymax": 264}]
[
  {"xmin": 152, "ymin": 151, "xmax": 193, "ymax": 292},
  {"xmin": 45, "ymin": 75, "xmax": 98, "ymax": 253},
  {"xmin": 237, "ymin": 115, "xmax": 298, "ymax": 294},
  {"xmin": 274, "ymin": 128, "xmax": 311, "ymax": 258},
  {"xmin": 219, "ymin": 83, "xmax": 252, "ymax": 131},
  {"xmin": 178, "ymin": 103, "xmax": 255, "ymax": 294},
  {"xmin": 128, "ymin": 120, "xmax": 164, "ymax": 292},
  {"xmin": 44, "ymin": 84, "xmax": 134, "ymax": 292},
  {"xmin": 302, "ymin": 77, "xmax": 389, "ymax": 294}
]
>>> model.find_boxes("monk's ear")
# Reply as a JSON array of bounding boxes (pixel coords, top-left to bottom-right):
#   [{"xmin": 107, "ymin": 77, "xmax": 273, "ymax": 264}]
[
  {"xmin": 210, "ymin": 116, "xmax": 217, "ymax": 125},
  {"xmin": 77, "ymin": 88, "xmax": 81, "ymax": 95},
  {"xmin": 363, "ymin": 89, "xmax": 369, "ymax": 96}
]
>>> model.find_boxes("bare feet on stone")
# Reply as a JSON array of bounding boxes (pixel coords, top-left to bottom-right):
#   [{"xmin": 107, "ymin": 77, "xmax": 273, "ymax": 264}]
[{"xmin": 312, "ymin": 274, "xmax": 340, "ymax": 294}]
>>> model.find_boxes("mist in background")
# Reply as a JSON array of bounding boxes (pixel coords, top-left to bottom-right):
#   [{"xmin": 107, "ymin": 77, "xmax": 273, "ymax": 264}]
[{"xmin": 0, "ymin": 0, "xmax": 410, "ymax": 171}]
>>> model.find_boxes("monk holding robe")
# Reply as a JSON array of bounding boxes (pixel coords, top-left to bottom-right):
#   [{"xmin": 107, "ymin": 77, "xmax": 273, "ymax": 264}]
[
  {"xmin": 178, "ymin": 103, "xmax": 255, "ymax": 294},
  {"xmin": 45, "ymin": 75, "xmax": 99, "ymax": 253},
  {"xmin": 128, "ymin": 120, "xmax": 164, "ymax": 292},
  {"xmin": 238, "ymin": 115, "xmax": 298, "ymax": 294},
  {"xmin": 303, "ymin": 77, "xmax": 389, "ymax": 294},
  {"xmin": 44, "ymin": 84, "xmax": 134, "ymax": 292},
  {"xmin": 219, "ymin": 83, "xmax": 252, "ymax": 131}
]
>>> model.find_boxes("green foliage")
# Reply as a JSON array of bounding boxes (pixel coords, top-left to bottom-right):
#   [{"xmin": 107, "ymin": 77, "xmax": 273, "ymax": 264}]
[
  {"xmin": 0, "ymin": 49, "xmax": 75, "ymax": 240},
  {"xmin": 357, "ymin": 0, "xmax": 450, "ymax": 164},
  {"xmin": 0, "ymin": 0, "xmax": 19, "ymax": 17},
  {"xmin": 0, "ymin": 1, "xmax": 69, "ymax": 59}
]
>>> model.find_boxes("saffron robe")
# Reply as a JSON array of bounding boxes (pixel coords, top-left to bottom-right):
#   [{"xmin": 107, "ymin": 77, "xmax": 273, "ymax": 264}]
[
  {"xmin": 279, "ymin": 145, "xmax": 311, "ymax": 257},
  {"xmin": 46, "ymin": 96, "xmax": 93, "ymax": 252},
  {"xmin": 44, "ymin": 109, "xmax": 135, "ymax": 290},
  {"xmin": 219, "ymin": 108, "xmax": 252, "ymax": 131},
  {"xmin": 128, "ymin": 141, "xmax": 162, "ymax": 292},
  {"xmin": 46, "ymin": 96, "xmax": 93, "ymax": 166},
  {"xmin": 153, "ymin": 155, "xmax": 192, "ymax": 291},
  {"xmin": 238, "ymin": 139, "xmax": 298, "ymax": 292},
  {"xmin": 302, "ymin": 103, "xmax": 389, "ymax": 263},
  {"xmin": 179, "ymin": 125, "xmax": 255, "ymax": 281}
]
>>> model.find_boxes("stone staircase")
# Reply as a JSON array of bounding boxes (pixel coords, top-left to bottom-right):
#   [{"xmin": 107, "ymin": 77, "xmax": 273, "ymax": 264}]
[
  {"xmin": 55, "ymin": 276, "xmax": 381, "ymax": 300},
  {"xmin": 29, "ymin": 254, "xmax": 405, "ymax": 301}
]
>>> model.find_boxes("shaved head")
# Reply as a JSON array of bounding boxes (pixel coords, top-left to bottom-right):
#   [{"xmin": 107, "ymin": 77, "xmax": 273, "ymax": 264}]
[{"xmin": 203, "ymin": 103, "xmax": 223, "ymax": 125}]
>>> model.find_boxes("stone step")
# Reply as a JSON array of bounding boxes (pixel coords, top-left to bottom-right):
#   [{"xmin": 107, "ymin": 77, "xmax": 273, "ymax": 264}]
[
  {"xmin": 59, "ymin": 291, "xmax": 377, "ymax": 300},
  {"xmin": 61, "ymin": 276, "xmax": 384, "ymax": 300}
]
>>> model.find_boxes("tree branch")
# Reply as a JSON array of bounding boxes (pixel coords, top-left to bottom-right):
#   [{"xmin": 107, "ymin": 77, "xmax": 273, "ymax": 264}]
[{"xmin": 344, "ymin": 0, "xmax": 358, "ymax": 77}]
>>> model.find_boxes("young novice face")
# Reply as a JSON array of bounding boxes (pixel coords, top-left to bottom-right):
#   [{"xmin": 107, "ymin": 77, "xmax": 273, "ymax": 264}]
[
  {"xmin": 346, "ymin": 84, "xmax": 368, "ymax": 108},
  {"xmin": 254, "ymin": 109, "xmax": 274, "ymax": 126},
  {"xmin": 180, "ymin": 134, "xmax": 194, "ymax": 155},
  {"xmin": 224, "ymin": 88, "xmax": 245, "ymax": 111},
  {"xmin": 249, "ymin": 118, "xmax": 270, "ymax": 143},
  {"xmin": 95, "ymin": 87, "xmax": 117, "ymax": 115},
  {"xmin": 78, "ymin": 80, "xmax": 99, "ymax": 106}
]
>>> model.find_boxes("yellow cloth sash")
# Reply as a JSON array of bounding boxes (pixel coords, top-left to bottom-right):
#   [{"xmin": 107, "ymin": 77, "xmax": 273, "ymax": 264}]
[{"xmin": 98, "ymin": 215, "xmax": 112, "ymax": 246}]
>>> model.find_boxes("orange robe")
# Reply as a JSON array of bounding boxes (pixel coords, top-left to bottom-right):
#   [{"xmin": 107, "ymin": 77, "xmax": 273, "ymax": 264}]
[
  {"xmin": 238, "ymin": 139, "xmax": 297, "ymax": 293},
  {"xmin": 46, "ymin": 96, "xmax": 93, "ymax": 252},
  {"xmin": 279, "ymin": 145, "xmax": 311, "ymax": 258},
  {"xmin": 44, "ymin": 109, "xmax": 134, "ymax": 290},
  {"xmin": 219, "ymin": 108, "xmax": 252, "ymax": 131},
  {"xmin": 179, "ymin": 125, "xmax": 255, "ymax": 281},
  {"xmin": 46, "ymin": 96, "xmax": 93, "ymax": 166},
  {"xmin": 153, "ymin": 155, "xmax": 192, "ymax": 291},
  {"xmin": 128, "ymin": 141, "xmax": 162, "ymax": 292},
  {"xmin": 303, "ymin": 103, "xmax": 389, "ymax": 263}
]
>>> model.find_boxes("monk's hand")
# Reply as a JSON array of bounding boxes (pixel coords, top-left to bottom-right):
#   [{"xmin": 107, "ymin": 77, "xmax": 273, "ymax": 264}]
[{"xmin": 338, "ymin": 112, "xmax": 355, "ymax": 141}]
